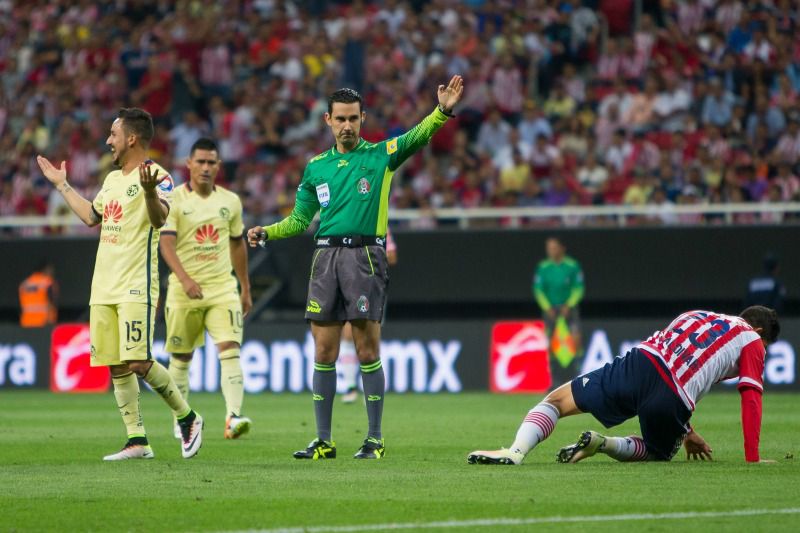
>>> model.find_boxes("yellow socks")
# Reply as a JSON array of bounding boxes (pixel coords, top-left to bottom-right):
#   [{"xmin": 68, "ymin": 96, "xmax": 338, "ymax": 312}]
[
  {"xmin": 112, "ymin": 372, "xmax": 145, "ymax": 438},
  {"xmin": 219, "ymin": 348, "xmax": 243, "ymax": 416},
  {"xmin": 168, "ymin": 356, "xmax": 191, "ymax": 402},
  {"xmin": 143, "ymin": 361, "xmax": 191, "ymax": 419}
]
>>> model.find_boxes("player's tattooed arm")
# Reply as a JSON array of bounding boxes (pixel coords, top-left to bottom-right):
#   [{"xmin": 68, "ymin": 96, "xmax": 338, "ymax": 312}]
[{"xmin": 36, "ymin": 155, "xmax": 101, "ymax": 227}]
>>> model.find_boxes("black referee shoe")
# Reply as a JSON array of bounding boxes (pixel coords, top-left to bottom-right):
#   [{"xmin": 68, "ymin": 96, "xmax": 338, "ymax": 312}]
[
  {"xmin": 354, "ymin": 437, "xmax": 385, "ymax": 459},
  {"xmin": 293, "ymin": 438, "xmax": 336, "ymax": 459}
]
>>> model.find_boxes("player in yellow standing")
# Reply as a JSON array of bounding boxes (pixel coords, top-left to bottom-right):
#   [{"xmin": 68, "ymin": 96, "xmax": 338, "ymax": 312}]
[
  {"xmin": 36, "ymin": 108, "xmax": 204, "ymax": 460},
  {"xmin": 160, "ymin": 138, "xmax": 253, "ymax": 439}
]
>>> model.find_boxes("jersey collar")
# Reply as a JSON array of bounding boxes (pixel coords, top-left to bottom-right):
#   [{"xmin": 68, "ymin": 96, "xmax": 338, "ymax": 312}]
[
  {"xmin": 331, "ymin": 138, "xmax": 366, "ymax": 155},
  {"xmin": 186, "ymin": 182, "xmax": 216, "ymax": 193}
]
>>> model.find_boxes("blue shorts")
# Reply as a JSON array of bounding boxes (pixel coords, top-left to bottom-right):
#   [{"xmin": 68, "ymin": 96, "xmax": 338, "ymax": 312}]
[{"xmin": 570, "ymin": 348, "xmax": 691, "ymax": 460}]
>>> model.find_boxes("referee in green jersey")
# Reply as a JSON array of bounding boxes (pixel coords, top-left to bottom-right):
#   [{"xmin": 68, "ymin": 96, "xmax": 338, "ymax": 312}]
[
  {"xmin": 248, "ymin": 76, "xmax": 464, "ymax": 459},
  {"xmin": 534, "ymin": 237, "xmax": 585, "ymax": 361}
]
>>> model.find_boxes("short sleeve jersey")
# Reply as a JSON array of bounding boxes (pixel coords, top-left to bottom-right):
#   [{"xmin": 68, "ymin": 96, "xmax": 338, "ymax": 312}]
[
  {"xmin": 161, "ymin": 183, "xmax": 244, "ymax": 306},
  {"xmin": 89, "ymin": 160, "xmax": 173, "ymax": 306}
]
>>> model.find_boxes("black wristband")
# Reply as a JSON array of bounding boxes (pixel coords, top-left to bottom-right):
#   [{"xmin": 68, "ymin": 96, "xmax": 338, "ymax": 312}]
[{"xmin": 437, "ymin": 104, "xmax": 455, "ymax": 117}]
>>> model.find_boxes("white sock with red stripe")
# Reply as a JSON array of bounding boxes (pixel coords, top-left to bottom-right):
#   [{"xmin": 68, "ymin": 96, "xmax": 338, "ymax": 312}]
[
  {"xmin": 510, "ymin": 402, "xmax": 560, "ymax": 455},
  {"xmin": 600, "ymin": 436, "xmax": 650, "ymax": 461}
]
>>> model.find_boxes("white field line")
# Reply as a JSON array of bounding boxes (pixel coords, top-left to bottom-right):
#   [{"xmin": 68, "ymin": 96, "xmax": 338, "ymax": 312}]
[{"xmin": 232, "ymin": 507, "xmax": 800, "ymax": 533}]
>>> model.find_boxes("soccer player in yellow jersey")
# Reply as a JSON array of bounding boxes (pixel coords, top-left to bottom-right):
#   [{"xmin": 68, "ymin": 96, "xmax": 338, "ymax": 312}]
[
  {"xmin": 159, "ymin": 138, "xmax": 253, "ymax": 439},
  {"xmin": 36, "ymin": 108, "xmax": 204, "ymax": 461}
]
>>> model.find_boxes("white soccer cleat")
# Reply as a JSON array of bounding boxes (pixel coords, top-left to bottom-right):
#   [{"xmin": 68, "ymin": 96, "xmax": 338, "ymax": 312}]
[
  {"xmin": 341, "ymin": 388, "xmax": 358, "ymax": 404},
  {"xmin": 467, "ymin": 448, "xmax": 524, "ymax": 465},
  {"xmin": 557, "ymin": 430, "xmax": 606, "ymax": 463},
  {"xmin": 173, "ymin": 421, "xmax": 181, "ymax": 440},
  {"xmin": 179, "ymin": 413, "xmax": 204, "ymax": 458},
  {"xmin": 103, "ymin": 442, "xmax": 155, "ymax": 461},
  {"xmin": 224, "ymin": 415, "xmax": 252, "ymax": 439}
]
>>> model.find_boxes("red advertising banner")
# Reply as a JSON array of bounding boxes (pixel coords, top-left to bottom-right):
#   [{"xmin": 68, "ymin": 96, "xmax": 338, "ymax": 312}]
[
  {"xmin": 50, "ymin": 324, "xmax": 110, "ymax": 393},
  {"xmin": 489, "ymin": 321, "xmax": 551, "ymax": 393}
]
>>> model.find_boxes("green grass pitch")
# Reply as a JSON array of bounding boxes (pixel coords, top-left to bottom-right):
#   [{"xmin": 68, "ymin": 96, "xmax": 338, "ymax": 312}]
[{"xmin": 1, "ymin": 390, "xmax": 799, "ymax": 532}]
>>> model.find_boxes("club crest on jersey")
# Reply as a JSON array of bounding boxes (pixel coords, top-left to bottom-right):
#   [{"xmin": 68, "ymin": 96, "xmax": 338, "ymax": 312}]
[
  {"xmin": 387, "ymin": 138, "xmax": 398, "ymax": 154},
  {"xmin": 357, "ymin": 295, "xmax": 369, "ymax": 313},
  {"xmin": 127, "ymin": 184, "xmax": 139, "ymax": 197},
  {"xmin": 338, "ymin": 160, "xmax": 349, "ymax": 168},
  {"xmin": 357, "ymin": 178, "xmax": 371, "ymax": 195},
  {"xmin": 219, "ymin": 207, "xmax": 230, "ymax": 220},
  {"xmin": 157, "ymin": 174, "xmax": 174, "ymax": 193},
  {"xmin": 316, "ymin": 183, "xmax": 331, "ymax": 207}
]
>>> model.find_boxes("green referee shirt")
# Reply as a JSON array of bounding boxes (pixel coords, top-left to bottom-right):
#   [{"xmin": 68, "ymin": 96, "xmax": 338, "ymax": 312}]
[
  {"xmin": 263, "ymin": 106, "xmax": 450, "ymax": 240},
  {"xmin": 533, "ymin": 256, "xmax": 585, "ymax": 311}
]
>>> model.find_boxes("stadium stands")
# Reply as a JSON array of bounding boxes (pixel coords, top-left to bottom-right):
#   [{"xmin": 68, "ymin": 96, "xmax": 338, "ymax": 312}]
[{"xmin": 1, "ymin": 0, "xmax": 800, "ymax": 233}]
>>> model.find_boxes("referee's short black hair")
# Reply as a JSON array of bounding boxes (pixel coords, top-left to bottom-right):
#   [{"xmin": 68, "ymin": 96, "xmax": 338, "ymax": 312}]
[
  {"xmin": 328, "ymin": 88, "xmax": 363, "ymax": 114},
  {"xmin": 190, "ymin": 137, "xmax": 219, "ymax": 157},
  {"xmin": 117, "ymin": 108, "xmax": 154, "ymax": 146},
  {"xmin": 740, "ymin": 305, "xmax": 780, "ymax": 344}
]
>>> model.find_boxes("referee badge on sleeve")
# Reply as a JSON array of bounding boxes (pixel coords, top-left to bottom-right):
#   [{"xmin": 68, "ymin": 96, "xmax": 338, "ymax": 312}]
[{"xmin": 316, "ymin": 183, "xmax": 331, "ymax": 207}]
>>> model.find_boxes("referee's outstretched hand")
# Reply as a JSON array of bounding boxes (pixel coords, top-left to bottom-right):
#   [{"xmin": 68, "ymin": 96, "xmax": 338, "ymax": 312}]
[
  {"xmin": 438, "ymin": 75, "xmax": 464, "ymax": 114},
  {"xmin": 247, "ymin": 226, "xmax": 266, "ymax": 248}
]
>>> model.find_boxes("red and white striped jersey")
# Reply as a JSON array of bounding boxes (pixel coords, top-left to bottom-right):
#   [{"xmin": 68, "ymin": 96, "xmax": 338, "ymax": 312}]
[{"xmin": 637, "ymin": 310, "xmax": 766, "ymax": 410}]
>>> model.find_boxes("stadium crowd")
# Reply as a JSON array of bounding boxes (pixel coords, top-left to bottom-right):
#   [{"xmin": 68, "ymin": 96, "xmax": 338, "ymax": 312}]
[{"xmin": 2, "ymin": 0, "xmax": 800, "ymax": 233}]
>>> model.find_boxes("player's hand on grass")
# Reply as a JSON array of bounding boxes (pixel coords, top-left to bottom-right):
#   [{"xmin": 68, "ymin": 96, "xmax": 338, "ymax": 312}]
[
  {"xmin": 684, "ymin": 431, "xmax": 713, "ymax": 461},
  {"xmin": 247, "ymin": 226, "xmax": 266, "ymax": 248},
  {"xmin": 241, "ymin": 288, "xmax": 253, "ymax": 317},
  {"xmin": 36, "ymin": 156, "xmax": 67, "ymax": 187},
  {"xmin": 180, "ymin": 276, "xmax": 203, "ymax": 300},
  {"xmin": 437, "ymin": 75, "xmax": 464, "ymax": 114},
  {"xmin": 139, "ymin": 162, "xmax": 165, "ymax": 193}
]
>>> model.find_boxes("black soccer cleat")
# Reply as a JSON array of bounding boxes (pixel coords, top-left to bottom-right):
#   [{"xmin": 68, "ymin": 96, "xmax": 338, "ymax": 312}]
[
  {"xmin": 293, "ymin": 438, "xmax": 336, "ymax": 459},
  {"xmin": 354, "ymin": 437, "xmax": 385, "ymax": 459}
]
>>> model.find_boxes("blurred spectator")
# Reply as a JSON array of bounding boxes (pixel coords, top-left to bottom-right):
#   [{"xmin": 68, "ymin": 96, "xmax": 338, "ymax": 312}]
[
  {"xmin": 744, "ymin": 253, "xmax": 786, "ymax": 312},
  {"xmin": 1, "ymin": 0, "xmax": 799, "ymax": 235},
  {"xmin": 19, "ymin": 260, "xmax": 58, "ymax": 328}
]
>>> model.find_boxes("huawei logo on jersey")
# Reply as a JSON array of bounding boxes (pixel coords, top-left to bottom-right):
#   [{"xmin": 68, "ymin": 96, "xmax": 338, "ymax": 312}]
[
  {"xmin": 103, "ymin": 200, "xmax": 123, "ymax": 223},
  {"xmin": 195, "ymin": 224, "xmax": 219, "ymax": 244}
]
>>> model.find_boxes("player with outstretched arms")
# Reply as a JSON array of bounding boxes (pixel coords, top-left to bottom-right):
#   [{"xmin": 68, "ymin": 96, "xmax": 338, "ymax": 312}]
[
  {"xmin": 36, "ymin": 108, "xmax": 203, "ymax": 460},
  {"xmin": 160, "ymin": 138, "xmax": 253, "ymax": 440},
  {"xmin": 248, "ymin": 76, "xmax": 464, "ymax": 459},
  {"xmin": 468, "ymin": 306, "xmax": 778, "ymax": 465}
]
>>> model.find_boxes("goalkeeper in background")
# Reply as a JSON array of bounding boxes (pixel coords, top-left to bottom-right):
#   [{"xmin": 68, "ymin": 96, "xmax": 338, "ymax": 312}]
[
  {"xmin": 160, "ymin": 138, "xmax": 253, "ymax": 440},
  {"xmin": 534, "ymin": 237, "xmax": 584, "ymax": 374},
  {"xmin": 248, "ymin": 76, "xmax": 464, "ymax": 460}
]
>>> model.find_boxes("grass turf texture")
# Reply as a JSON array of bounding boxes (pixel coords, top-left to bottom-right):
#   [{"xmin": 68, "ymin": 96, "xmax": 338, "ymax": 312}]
[{"xmin": 1, "ymin": 391, "xmax": 799, "ymax": 532}]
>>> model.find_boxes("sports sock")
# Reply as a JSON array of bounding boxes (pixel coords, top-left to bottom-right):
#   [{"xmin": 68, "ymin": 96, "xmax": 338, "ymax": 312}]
[
  {"xmin": 143, "ymin": 361, "xmax": 191, "ymax": 419},
  {"xmin": 168, "ymin": 356, "xmax": 191, "ymax": 402},
  {"xmin": 219, "ymin": 347, "xmax": 244, "ymax": 417},
  {"xmin": 600, "ymin": 436, "xmax": 650, "ymax": 461},
  {"xmin": 510, "ymin": 401, "xmax": 560, "ymax": 455},
  {"xmin": 112, "ymin": 372, "xmax": 145, "ymax": 439},
  {"xmin": 360, "ymin": 360, "xmax": 385, "ymax": 440},
  {"xmin": 313, "ymin": 362, "xmax": 337, "ymax": 442},
  {"xmin": 337, "ymin": 340, "xmax": 359, "ymax": 391}
]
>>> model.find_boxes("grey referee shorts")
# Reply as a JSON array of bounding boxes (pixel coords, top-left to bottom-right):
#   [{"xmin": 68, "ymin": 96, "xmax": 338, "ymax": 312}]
[{"xmin": 304, "ymin": 245, "xmax": 389, "ymax": 322}]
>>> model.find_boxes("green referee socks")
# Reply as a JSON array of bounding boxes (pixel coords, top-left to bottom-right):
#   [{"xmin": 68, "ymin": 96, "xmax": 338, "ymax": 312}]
[
  {"xmin": 112, "ymin": 371, "xmax": 145, "ymax": 439},
  {"xmin": 313, "ymin": 362, "xmax": 337, "ymax": 442},
  {"xmin": 143, "ymin": 361, "xmax": 191, "ymax": 419},
  {"xmin": 360, "ymin": 360, "xmax": 385, "ymax": 440}
]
